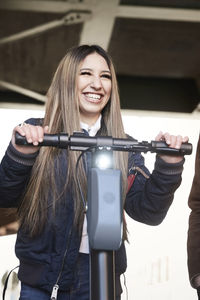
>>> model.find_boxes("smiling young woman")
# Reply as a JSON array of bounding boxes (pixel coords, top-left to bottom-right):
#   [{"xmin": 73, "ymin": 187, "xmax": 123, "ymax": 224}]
[{"xmin": 0, "ymin": 44, "xmax": 188, "ymax": 300}]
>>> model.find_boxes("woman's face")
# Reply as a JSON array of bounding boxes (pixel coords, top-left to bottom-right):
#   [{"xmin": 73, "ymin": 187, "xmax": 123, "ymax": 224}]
[{"xmin": 77, "ymin": 52, "xmax": 112, "ymax": 126}]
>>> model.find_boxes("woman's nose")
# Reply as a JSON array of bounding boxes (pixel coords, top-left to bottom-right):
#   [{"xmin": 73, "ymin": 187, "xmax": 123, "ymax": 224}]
[{"xmin": 90, "ymin": 76, "xmax": 102, "ymax": 89}]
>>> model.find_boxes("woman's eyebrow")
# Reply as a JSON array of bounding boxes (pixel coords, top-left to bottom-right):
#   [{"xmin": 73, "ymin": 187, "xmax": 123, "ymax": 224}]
[
  {"xmin": 80, "ymin": 68, "xmax": 92, "ymax": 71},
  {"xmin": 80, "ymin": 68, "xmax": 111, "ymax": 73},
  {"xmin": 102, "ymin": 70, "xmax": 111, "ymax": 74}
]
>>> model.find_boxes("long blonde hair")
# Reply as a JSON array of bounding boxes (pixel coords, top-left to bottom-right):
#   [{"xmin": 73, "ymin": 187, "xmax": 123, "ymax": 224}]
[{"xmin": 18, "ymin": 45, "xmax": 129, "ymax": 238}]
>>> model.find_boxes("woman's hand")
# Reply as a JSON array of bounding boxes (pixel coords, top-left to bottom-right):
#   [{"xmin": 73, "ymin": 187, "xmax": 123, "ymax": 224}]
[
  {"xmin": 155, "ymin": 131, "xmax": 189, "ymax": 163},
  {"xmin": 11, "ymin": 123, "xmax": 49, "ymax": 154}
]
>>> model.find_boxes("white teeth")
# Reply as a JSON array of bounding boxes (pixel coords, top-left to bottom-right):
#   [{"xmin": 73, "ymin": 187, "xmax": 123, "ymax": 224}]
[{"xmin": 86, "ymin": 93, "xmax": 101, "ymax": 100}]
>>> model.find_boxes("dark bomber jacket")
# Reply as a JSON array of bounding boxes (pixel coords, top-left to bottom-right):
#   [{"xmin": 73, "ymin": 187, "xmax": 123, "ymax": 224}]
[
  {"xmin": 0, "ymin": 118, "xmax": 185, "ymax": 293},
  {"xmin": 188, "ymin": 135, "xmax": 200, "ymax": 289}
]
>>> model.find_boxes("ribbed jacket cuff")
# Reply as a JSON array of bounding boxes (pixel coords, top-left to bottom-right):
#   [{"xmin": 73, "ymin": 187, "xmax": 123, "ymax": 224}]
[
  {"xmin": 154, "ymin": 155, "xmax": 185, "ymax": 175},
  {"xmin": 190, "ymin": 274, "xmax": 200, "ymax": 289},
  {"xmin": 6, "ymin": 142, "xmax": 39, "ymax": 166}
]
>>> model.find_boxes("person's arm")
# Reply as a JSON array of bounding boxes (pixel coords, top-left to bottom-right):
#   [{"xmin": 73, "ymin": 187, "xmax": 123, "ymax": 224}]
[
  {"xmin": 0, "ymin": 120, "xmax": 48, "ymax": 207},
  {"xmin": 0, "ymin": 141, "xmax": 39, "ymax": 207},
  {"xmin": 187, "ymin": 135, "xmax": 200, "ymax": 296},
  {"xmin": 125, "ymin": 153, "xmax": 184, "ymax": 225},
  {"xmin": 125, "ymin": 131, "xmax": 187, "ymax": 224}
]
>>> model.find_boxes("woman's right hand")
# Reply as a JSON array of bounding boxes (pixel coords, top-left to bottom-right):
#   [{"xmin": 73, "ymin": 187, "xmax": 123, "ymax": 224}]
[{"xmin": 11, "ymin": 123, "xmax": 49, "ymax": 154}]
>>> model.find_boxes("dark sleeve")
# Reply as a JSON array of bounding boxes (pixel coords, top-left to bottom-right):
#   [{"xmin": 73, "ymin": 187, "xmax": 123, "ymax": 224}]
[
  {"xmin": 0, "ymin": 142, "xmax": 38, "ymax": 208},
  {"xmin": 125, "ymin": 153, "xmax": 184, "ymax": 226},
  {"xmin": 0, "ymin": 117, "xmax": 43, "ymax": 208},
  {"xmin": 25, "ymin": 118, "xmax": 44, "ymax": 126},
  {"xmin": 187, "ymin": 135, "xmax": 200, "ymax": 289}
]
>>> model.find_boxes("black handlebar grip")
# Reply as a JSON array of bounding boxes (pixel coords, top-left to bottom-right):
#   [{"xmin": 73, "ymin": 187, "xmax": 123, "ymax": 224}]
[
  {"xmin": 151, "ymin": 141, "xmax": 193, "ymax": 155},
  {"xmin": 15, "ymin": 132, "xmax": 29, "ymax": 145},
  {"xmin": 15, "ymin": 132, "xmax": 69, "ymax": 148}
]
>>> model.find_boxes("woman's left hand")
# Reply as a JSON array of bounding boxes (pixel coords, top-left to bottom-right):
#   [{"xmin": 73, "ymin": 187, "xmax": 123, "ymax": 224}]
[{"xmin": 155, "ymin": 131, "xmax": 189, "ymax": 163}]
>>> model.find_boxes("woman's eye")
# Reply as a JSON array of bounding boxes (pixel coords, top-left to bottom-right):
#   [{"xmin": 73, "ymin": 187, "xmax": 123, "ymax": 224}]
[
  {"xmin": 80, "ymin": 71, "xmax": 91, "ymax": 76},
  {"xmin": 101, "ymin": 74, "xmax": 111, "ymax": 79}
]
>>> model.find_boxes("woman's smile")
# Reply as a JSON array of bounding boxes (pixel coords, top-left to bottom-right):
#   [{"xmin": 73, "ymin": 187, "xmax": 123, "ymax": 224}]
[{"xmin": 82, "ymin": 92, "xmax": 104, "ymax": 103}]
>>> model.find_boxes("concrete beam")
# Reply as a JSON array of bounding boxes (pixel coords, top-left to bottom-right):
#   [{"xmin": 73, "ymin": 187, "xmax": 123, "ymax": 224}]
[
  {"xmin": 0, "ymin": 0, "xmax": 89, "ymax": 13},
  {"xmin": 80, "ymin": 0, "xmax": 120, "ymax": 51},
  {"xmin": 117, "ymin": 5, "xmax": 200, "ymax": 23},
  {"xmin": 1, "ymin": 1, "xmax": 200, "ymax": 23},
  {"xmin": 0, "ymin": 81, "xmax": 46, "ymax": 103}
]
